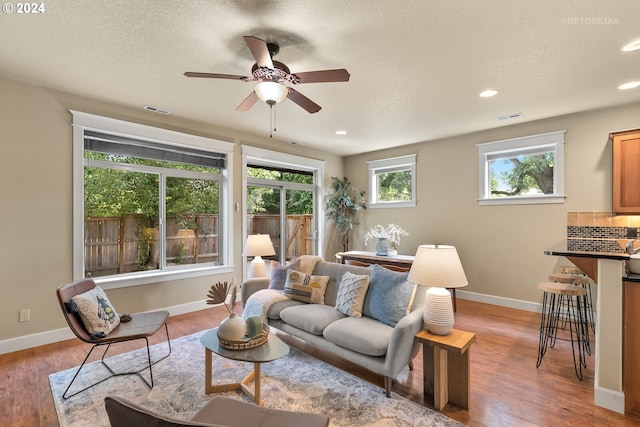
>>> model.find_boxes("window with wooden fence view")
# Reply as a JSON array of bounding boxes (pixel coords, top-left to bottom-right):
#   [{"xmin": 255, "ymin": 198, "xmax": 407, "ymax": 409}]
[
  {"xmin": 83, "ymin": 132, "xmax": 225, "ymax": 278},
  {"xmin": 246, "ymin": 165, "xmax": 316, "ymax": 263}
]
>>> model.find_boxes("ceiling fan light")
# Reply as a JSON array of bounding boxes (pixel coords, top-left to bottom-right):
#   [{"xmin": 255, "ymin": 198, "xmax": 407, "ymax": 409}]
[{"xmin": 254, "ymin": 82, "xmax": 289, "ymax": 105}]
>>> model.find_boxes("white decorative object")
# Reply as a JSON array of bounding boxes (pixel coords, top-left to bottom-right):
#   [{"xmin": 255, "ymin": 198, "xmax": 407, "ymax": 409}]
[
  {"xmin": 407, "ymin": 244, "xmax": 468, "ymax": 336},
  {"xmin": 243, "ymin": 234, "xmax": 276, "ymax": 278},
  {"xmin": 423, "ymin": 287, "xmax": 454, "ymax": 335},
  {"xmin": 364, "ymin": 224, "xmax": 409, "ymax": 253},
  {"xmin": 217, "ymin": 313, "xmax": 247, "ymax": 341}
]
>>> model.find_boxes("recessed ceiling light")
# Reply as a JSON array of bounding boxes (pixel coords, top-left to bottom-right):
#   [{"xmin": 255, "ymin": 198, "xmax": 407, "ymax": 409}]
[
  {"xmin": 479, "ymin": 89, "xmax": 498, "ymax": 98},
  {"xmin": 618, "ymin": 81, "xmax": 640, "ymax": 90},
  {"xmin": 622, "ymin": 40, "xmax": 640, "ymax": 52},
  {"xmin": 335, "ymin": 130, "xmax": 347, "ymax": 135}
]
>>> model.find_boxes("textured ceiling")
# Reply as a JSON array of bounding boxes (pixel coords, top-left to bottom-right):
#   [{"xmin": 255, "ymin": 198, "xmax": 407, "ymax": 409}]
[{"xmin": 1, "ymin": 0, "xmax": 639, "ymax": 155}]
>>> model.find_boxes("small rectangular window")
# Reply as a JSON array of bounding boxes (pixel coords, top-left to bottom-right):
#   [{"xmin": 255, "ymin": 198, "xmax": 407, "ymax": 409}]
[
  {"xmin": 477, "ymin": 131, "xmax": 566, "ymax": 205},
  {"xmin": 367, "ymin": 154, "xmax": 416, "ymax": 208}
]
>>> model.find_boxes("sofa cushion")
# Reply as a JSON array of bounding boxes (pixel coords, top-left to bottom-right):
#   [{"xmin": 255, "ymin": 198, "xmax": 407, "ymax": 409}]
[
  {"xmin": 323, "ymin": 316, "xmax": 393, "ymax": 357},
  {"xmin": 267, "ymin": 299, "xmax": 305, "ymax": 320},
  {"xmin": 269, "ymin": 258, "xmax": 301, "ymax": 290},
  {"xmin": 335, "ymin": 271, "xmax": 370, "ymax": 318},
  {"xmin": 363, "ymin": 264, "xmax": 416, "ymax": 327},
  {"xmin": 280, "ymin": 304, "xmax": 345, "ymax": 335},
  {"xmin": 283, "ymin": 270, "xmax": 329, "ymax": 304}
]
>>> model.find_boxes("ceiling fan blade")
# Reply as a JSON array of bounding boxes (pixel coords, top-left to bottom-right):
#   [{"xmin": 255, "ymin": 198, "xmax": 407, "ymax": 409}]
[
  {"xmin": 236, "ymin": 91, "xmax": 259, "ymax": 112},
  {"xmin": 244, "ymin": 36, "xmax": 274, "ymax": 69},
  {"xmin": 184, "ymin": 72, "xmax": 247, "ymax": 80},
  {"xmin": 294, "ymin": 69, "xmax": 350, "ymax": 84},
  {"xmin": 286, "ymin": 88, "xmax": 321, "ymax": 113}
]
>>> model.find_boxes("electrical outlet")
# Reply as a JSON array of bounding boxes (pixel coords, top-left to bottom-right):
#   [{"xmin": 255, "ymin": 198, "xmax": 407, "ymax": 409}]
[{"xmin": 19, "ymin": 309, "xmax": 30, "ymax": 322}]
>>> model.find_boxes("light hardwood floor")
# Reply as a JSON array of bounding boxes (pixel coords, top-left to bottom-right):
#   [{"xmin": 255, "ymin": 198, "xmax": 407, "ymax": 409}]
[{"xmin": 1, "ymin": 299, "xmax": 639, "ymax": 426}]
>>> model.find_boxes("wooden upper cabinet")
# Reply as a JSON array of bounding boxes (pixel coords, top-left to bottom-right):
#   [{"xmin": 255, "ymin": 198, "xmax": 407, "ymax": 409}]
[{"xmin": 612, "ymin": 129, "xmax": 640, "ymax": 214}]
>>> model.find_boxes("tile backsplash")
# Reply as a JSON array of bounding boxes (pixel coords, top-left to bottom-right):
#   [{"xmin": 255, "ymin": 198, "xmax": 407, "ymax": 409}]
[{"xmin": 567, "ymin": 212, "xmax": 640, "ymax": 252}]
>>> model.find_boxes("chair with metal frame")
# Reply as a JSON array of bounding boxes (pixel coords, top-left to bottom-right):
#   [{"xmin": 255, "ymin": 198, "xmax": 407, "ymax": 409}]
[{"xmin": 56, "ymin": 278, "xmax": 171, "ymax": 399}]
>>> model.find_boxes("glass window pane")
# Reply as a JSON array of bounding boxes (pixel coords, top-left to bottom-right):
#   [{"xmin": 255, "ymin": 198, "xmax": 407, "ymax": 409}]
[
  {"xmin": 165, "ymin": 177, "xmax": 220, "ymax": 266},
  {"xmin": 247, "ymin": 185, "xmax": 281, "ymax": 265},
  {"xmin": 377, "ymin": 170, "xmax": 412, "ymax": 201},
  {"xmin": 84, "ymin": 167, "xmax": 159, "ymax": 277},
  {"xmin": 488, "ymin": 151, "xmax": 555, "ymax": 198},
  {"xmin": 286, "ymin": 189, "xmax": 313, "ymax": 259}
]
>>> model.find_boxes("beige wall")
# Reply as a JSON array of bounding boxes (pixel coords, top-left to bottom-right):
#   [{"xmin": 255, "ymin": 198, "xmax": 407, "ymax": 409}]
[
  {"xmin": 345, "ymin": 102, "xmax": 640, "ymax": 304},
  {"xmin": 0, "ymin": 77, "xmax": 343, "ymax": 344}
]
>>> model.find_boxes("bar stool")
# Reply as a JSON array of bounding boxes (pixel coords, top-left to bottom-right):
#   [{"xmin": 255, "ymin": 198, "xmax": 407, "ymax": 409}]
[
  {"xmin": 549, "ymin": 272, "xmax": 594, "ymax": 355},
  {"xmin": 536, "ymin": 281, "xmax": 589, "ymax": 380},
  {"xmin": 559, "ymin": 265, "xmax": 596, "ymax": 333}
]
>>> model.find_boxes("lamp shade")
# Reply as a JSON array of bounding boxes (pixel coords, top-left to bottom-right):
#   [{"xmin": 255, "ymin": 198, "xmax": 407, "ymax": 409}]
[
  {"xmin": 407, "ymin": 244, "xmax": 468, "ymax": 288},
  {"xmin": 254, "ymin": 82, "xmax": 289, "ymax": 105},
  {"xmin": 242, "ymin": 234, "xmax": 276, "ymax": 257}
]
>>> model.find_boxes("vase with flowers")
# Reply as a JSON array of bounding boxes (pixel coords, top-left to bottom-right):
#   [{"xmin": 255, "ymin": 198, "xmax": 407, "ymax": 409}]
[
  {"xmin": 363, "ymin": 224, "xmax": 409, "ymax": 256},
  {"xmin": 206, "ymin": 281, "xmax": 246, "ymax": 340}
]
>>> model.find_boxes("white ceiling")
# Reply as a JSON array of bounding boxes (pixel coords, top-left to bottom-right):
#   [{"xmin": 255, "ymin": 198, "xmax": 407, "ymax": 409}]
[{"xmin": 1, "ymin": 1, "xmax": 639, "ymax": 156}]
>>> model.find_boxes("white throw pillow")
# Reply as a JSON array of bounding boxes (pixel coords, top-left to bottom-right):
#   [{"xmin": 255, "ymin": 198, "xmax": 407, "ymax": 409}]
[
  {"xmin": 335, "ymin": 271, "xmax": 370, "ymax": 318},
  {"xmin": 71, "ymin": 286, "xmax": 120, "ymax": 337}
]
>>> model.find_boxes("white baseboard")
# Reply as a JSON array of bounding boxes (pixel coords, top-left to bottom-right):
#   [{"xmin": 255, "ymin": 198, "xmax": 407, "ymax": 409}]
[
  {"xmin": 456, "ymin": 290, "xmax": 542, "ymax": 313},
  {"xmin": 595, "ymin": 386, "xmax": 625, "ymax": 414},
  {"xmin": 0, "ymin": 299, "xmax": 210, "ymax": 355}
]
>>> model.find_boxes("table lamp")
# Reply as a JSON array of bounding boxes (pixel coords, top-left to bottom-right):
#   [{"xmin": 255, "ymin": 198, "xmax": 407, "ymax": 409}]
[
  {"xmin": 407, "ymin": 244, "xmax": 468, "ymax": 335},
  {"xmin": 243, "ymin": 234, "xmax": 276, "ymax": 278}
]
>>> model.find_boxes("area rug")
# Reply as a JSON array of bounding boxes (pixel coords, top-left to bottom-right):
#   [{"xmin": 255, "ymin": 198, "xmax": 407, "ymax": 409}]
[{"xmin": 49, "ymin": 330, "xmax": 462, "ymax": 427}]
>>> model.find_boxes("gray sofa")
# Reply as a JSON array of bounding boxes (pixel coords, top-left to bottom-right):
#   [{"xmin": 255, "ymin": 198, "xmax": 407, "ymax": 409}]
[{"xmin": 241, "ymin": 260, "xmax": 426, "ymax": 397}]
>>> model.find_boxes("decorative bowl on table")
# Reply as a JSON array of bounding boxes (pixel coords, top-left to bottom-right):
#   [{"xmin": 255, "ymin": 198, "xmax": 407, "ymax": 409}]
[{"xmin": 218, "ymin": 324, "xmax": 270, "ymax": 351}]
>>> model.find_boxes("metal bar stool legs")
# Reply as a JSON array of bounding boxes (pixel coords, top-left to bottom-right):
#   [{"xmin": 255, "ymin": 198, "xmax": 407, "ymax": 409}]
[{"xmin": 536, "ymin": 281, "xmax": 588, "ymax": 380}]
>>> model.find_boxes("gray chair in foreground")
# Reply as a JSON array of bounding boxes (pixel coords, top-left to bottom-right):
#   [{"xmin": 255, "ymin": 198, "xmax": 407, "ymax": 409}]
[
  {"xmin": 104, "ymin": 395, "xmax": 330, "ymax": 427},
  {"xmin": 57, "ymin": 278, "xmax": 171, "ymax": 399}
]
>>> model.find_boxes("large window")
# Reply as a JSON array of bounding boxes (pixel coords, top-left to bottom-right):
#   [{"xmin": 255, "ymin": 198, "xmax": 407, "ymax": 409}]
[
  {"xmin": 72, "ymin": 112, "xmax": 234, "ymax": 287},
  {"xmin": 367, "ymin": 154, "xmax": 417, "ymax": 208},
  {"xmin": 477, "ymin": 131, "xmax": 566, "ymax": 205},
  {"xmin": 242, "ymin": 145, "xmax": 323, "ymax": 271}
]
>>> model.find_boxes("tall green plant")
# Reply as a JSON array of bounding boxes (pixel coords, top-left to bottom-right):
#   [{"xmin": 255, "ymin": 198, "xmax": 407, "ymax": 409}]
[{"xmin": 325, "ymin": 177, "xmax": 367, "ymax": 252}]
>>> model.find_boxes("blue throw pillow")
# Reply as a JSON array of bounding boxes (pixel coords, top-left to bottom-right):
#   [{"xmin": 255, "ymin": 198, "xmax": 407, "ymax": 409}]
[{"xmin": 362, "ymin": 264, "xmax": 415, "ymax": 327}]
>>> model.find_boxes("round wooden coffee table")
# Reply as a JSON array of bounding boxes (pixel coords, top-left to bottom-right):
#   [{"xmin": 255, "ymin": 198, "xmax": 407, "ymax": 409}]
[{"xmin": 200, "ymin": 327, "xmax": 289, "ymax": 406}]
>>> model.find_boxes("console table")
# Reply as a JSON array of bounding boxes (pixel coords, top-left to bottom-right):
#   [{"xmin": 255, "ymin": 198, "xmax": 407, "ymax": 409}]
[
  {"xmin": 415, "ymin": 328, "xmax": 476, "ymax": 410},
  {"xmin": 335, "ymin": 251, "xmax": 414, "ymax": 270}
]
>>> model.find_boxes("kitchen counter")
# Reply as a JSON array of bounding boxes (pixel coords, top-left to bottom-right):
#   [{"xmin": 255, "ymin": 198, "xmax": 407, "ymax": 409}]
[
  {"xmin": 544, "ymin": 242, "xmax": 629, "ymax": 261},
  {"xmin": 545, "ymin": 245, "xmax": 627, "ymax": 413}
]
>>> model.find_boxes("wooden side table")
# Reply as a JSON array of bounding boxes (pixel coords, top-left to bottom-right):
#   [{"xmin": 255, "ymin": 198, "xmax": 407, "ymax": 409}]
[{"xmin": 415, "ymin": 328, "xmax": 476, "ymax": 410}]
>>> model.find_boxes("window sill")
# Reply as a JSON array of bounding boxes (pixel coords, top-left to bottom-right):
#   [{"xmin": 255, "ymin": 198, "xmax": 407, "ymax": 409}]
[
  {"xmin": 478, "ymin": 195, "xmax": 566, "ymax": 206},
  {"xmin": 93, "ymin": 264, "xmax": 234, "ymax": 290},
  {"xmin": 369, "ymin": 201, "xmax": 417, "ymax": 209}
]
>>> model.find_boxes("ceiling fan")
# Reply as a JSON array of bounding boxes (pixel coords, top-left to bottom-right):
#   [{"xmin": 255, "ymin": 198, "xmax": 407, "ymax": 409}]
[{"xmin": 184, "ymin": 35, "xmax": 350, "ymax": 114}]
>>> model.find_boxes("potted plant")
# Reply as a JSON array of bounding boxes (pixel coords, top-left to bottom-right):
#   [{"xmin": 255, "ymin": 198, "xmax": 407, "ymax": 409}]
[
  {"xmin": 325, "ymin": 177, "xmax": 367, "ymax": 252},
  {"xmin": 364, "ymin": 224, "xmax": 409, "ymax": 256}
]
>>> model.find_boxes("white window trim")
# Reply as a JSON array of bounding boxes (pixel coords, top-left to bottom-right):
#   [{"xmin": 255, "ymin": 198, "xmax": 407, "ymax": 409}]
[
  {"xmin": 71, "ymin": 111, "xmax": 235, "ymax": 289},
  {"xmin": 477, "ymin": 130, "xmax": 566, "ymax": 206},
  {"xmin": 241, "ymin": 145, "xmax": 325, "ymax": 264},
  {"xmin": 367, "ymin": 154, "xmax": 417, "ymax": 208}
]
